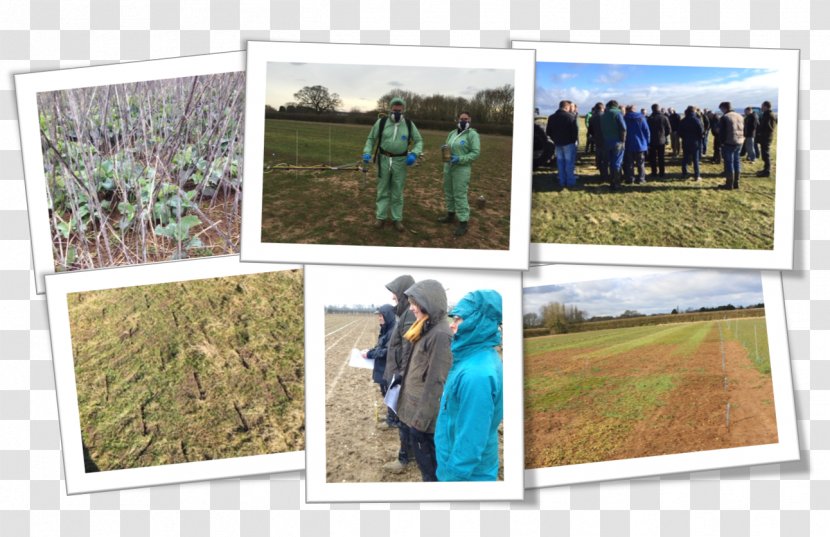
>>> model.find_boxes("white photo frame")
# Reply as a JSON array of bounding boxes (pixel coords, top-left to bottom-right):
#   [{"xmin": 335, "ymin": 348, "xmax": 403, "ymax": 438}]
[
  {"xmin": 241, "ymin": 41, "xmax": 534, "ymax": 271},
  {"xmin": 15, "ymin": 51, "xmax": 246, "ymax": 294},
  {"xmin": 522, "ymin": 264, "xmax": 799, "ymax": 489},
  {"xmin": 513, "ymin": 40, "xmax": 799, "ymax": 270},
  {"xmin": 304, "ymin": 265, "xmax": 524, "ymax": 502},
  {"xmin": 45, "ymin": 256, "xmax": 304, "ymax": 494}
]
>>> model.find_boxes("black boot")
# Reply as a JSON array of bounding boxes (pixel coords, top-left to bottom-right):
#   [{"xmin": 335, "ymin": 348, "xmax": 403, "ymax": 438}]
[
  {"xmin": 437, "ymin": 212, "xmax": 455, "ymax": 223},
  {"xmin": 453, "ymin": 221, "xmax": 468, "ymax": 237}
]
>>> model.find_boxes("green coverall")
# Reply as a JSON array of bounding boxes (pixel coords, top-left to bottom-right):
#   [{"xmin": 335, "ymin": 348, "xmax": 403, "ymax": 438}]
[
  {"xmin": 362, "ymin": 118, "xmax": 423, "ymax": 222},
  {"xmin": 442, "ymin": 128, "xmax": 481, "ymax": 222}
]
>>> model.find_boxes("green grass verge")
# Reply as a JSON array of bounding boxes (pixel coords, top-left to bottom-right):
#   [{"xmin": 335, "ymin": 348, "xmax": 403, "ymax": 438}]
[{"xmin": 723, "ymin": 315, "xmax": 770, "ymax": 374}]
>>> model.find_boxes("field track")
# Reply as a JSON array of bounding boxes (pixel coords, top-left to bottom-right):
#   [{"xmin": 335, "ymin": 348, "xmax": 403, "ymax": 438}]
[{"xmin": 324, "ymin": 314, "xmax": 424, "ymax": 482}]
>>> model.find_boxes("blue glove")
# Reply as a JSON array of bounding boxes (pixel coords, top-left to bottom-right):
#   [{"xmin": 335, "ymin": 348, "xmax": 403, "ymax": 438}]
[
  {"xmin": 450, "ymin": 155, "xmax": 460, "ymax": 164},
  {"xmin": 405, "ymin": 153, "xmax": 417, "ymax": 166},
  {"xmin": 362, "ymin": 153, "xmax": 371, "ymax": 163}
]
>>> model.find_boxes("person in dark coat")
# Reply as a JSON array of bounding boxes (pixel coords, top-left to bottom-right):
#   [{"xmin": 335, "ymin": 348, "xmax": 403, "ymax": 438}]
[
  {"xmin": 532, "ymin": 123, "xmax": 555, "ymax": 170},
  {"xmin": 588, "ymin": 102, "xmax": 608, "ymax": 179},
  {"xmin": 623, "ymin": 105, "xmax": 650, "ymax": 184},
  {"xmin": 546, "ymin": 100, "xmax": 579, "ymax": 187},
  {"xmin": 363, "ymin": 304, "xmax": 398, "ymax": 426},
  {"xmin": 382, "ymin": 274, "xmax": 416, "ymax": 474},
  {"xmin": 395, "ymin": 279, "xmax": 453, "ymax": 482},
  {"xmin": 646, "ymin": 103, "xmax": 671, "ymax": 177},
  {"xmin": 756, "ymin": 100, "xmax": 778, "ymax": 177},
  {"xmin": 742, "ymin": 107, "xmax": 759, "ymax": 163},
  {"xmin": 700, "ymin": 108, "xmax": 711, "ymax": 155},
  {"xmin": 678, "ymin": 105, "xmax": 704, "ymax": 181},
  {"xmin": 668, "ymin": 108, "xmax": 682, "ymax": 157}
]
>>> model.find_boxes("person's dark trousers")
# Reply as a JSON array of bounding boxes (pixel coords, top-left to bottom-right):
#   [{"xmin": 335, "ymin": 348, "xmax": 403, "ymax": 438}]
[
  {"xmin": 403, "ymin": 424, "xmax": 437, "ymax": 481},
  {"xmin": 595, "ymin": 140, "xmax": 608, "ymax": 179},
  {"xmin": 607, "ymin": 143, "xmax": 624, "ymax": 189},
  {"xmin": 624, "ymin": 150, "xmax": 646, "ymax": 184},
  {"xmin": 702, "ymin": 130, "xmax": 709, "ymax": 155},
  {"xmin": 681, "ymin": 146, "xmax": 701, "ymax": 178},
  {"xmin": 397, "ymin": 422, "xmax": 412, "ymax": 465},
  {"xmin": 712, "ymin": 137, "xmax": 721, "ymax": 163},
  {"xmin": 759, "ymin": 139, "xmax": 772, "ymax": 173},
  {"xmin": 648, "ymin": 145, "xmax": 666, "ymax": 176}
]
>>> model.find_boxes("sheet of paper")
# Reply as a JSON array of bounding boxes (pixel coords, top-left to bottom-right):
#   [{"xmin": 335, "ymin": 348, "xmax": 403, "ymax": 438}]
[
  {"xmin": 384, "ymin": 384, "xmax": 401, "ymax": 414},
  {"xmin": 348, "ymin": 347, "xmax": 374, "ymax": 369}
]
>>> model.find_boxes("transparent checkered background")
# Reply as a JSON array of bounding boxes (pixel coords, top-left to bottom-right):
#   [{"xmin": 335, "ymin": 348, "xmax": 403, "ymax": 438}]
[{"xmin": 0, "ymin": 1, "xmax": 828, "ymax": 535}]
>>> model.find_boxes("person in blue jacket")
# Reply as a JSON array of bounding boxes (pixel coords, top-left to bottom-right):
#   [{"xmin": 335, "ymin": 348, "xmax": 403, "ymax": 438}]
[
  {"xmin": 434, "ymin": 289, "xmax": 503, "ymax": 481},
  {"xmin": 623, "ymin": 105, "xmax": 650, "ymax": 185}
]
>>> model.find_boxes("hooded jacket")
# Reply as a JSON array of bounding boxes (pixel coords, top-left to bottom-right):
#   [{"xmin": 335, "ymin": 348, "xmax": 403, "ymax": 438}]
[
  {"xmin": 367, "ymin": 304, "xmax": 397, "ymax": 384},
  {"xmin": 383, "ymin": 275, "xmax": 416, "ymax": 383},
  {"xmin": 624, "ymin": 111, "xmax": 650, "ymax": 153},
  {"xmin": 396, "ymin": 280, "xmax": 453, "ymax": 434},
  {"xmin": 435, "ymin": 290, "xmax": 503, "ymax": 481}
]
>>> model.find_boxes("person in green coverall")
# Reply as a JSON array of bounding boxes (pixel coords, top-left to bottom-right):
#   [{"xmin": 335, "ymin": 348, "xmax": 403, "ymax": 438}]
[
  {"xmin": 437, "ymin": 111, "xmax": 480, "ymax": 237},
  {"xmin": 362, "ymin": 97, "xmax": 424, "ymax": 232}
]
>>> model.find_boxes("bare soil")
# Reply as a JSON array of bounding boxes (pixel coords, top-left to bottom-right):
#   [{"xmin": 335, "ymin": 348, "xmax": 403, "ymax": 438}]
[{"xmin": 525, "ymin": 323, "xmax": 777, "ymax": 468}]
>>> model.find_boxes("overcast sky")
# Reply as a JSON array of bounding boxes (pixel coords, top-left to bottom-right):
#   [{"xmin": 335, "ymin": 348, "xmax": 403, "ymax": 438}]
[
  {"xmin": 535, "ymin": 62, "xmax": 780, "ymax": 116},
  {"xmin": 266, "ymin": 62, "xmax": 514, "ymax": 112},
  {"xmin": 523, "ymin": 269, "xmax": 763, "ymax": 318},
  {"xmin": 317, "ymin": 266, "xmax": 511, "ymax": 311}
]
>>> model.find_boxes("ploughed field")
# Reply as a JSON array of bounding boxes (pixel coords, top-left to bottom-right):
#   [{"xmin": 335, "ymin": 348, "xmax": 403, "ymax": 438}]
[
  {"xmin": 261, "ymin": 119, "xmax": 513, "ymax": 250},
  {"xmin": 68, "ymin": 270, "xmax": 304, "ymax": 472},
  {"xmin": 532, "ymin": 126, "xmax": 777, "ymax": 250},
  {"xmin": 524, "ymin": 317, "xmax": 776, "ymax": 469}
]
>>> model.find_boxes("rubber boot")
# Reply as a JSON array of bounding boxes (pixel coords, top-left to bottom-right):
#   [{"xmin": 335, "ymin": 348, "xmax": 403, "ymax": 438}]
[
  {"xmin": 437, "ymin": 212, "xmax": 455, "ymax": 223},
  {"xmin": 453, "ymin": 221, "xmax": 468, "ymax": 237},
  {"xmin": 718, "ymin": 171, "xmax": 733, "ymax": 190}
]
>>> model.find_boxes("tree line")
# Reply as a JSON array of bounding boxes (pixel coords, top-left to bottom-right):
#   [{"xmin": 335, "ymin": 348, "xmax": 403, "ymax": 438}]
[
  {"xmin": 524, "ymin": 301, "xmax": 766, "ymax": 332},
  {"xmin": 266, "ymin": 83, "xmax": 514, "ymax": 125}
]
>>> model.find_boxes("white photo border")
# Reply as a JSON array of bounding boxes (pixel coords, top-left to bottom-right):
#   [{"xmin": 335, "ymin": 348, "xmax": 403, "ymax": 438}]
[
  {"xmin": 522, "ymin": 264, "xmax": 799, "ymax": 489},
  {"xmin": 15, "ymin": 51, "xmax": 246, "ymax": 294},
  {"xmin": 303, "ymin": 264, "xmax": 525, "ymax": 502},
  {"xmin": 45, "ymin": 256, "xmax": 304, "ymax": 495},
  {"xmin": 513, "ymin": 40, "xmax": 799, "ymax": 270},
  {"xmin": 241, "ymin": 41, "xmax": 534, "ymax": 271}
]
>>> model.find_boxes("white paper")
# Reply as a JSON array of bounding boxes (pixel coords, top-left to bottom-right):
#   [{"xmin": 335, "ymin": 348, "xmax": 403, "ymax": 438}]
[
  {"xmin": 348, "ymin": 348, "xmax": 374, "ymax": 369},
  {"xmin": 383, "ymin": 384, "xmax": 401, "ymax": 414}
]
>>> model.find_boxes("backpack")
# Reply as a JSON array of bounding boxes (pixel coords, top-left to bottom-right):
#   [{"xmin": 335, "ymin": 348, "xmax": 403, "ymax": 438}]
[{"xmin": 372, "ymin": 116, "xmax": 414, "ymax": 162}]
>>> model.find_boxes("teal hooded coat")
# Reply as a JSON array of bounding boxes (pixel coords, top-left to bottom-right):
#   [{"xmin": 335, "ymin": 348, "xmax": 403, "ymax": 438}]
[{"xmin": 434, "ymin": 290, "xmax": 504, "ymax": 481}]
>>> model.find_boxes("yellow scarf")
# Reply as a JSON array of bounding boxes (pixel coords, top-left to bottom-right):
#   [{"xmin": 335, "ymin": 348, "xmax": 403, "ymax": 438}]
[{"xmin": 403, "ymin": 315, "xmax": 430, "ymax": 343}]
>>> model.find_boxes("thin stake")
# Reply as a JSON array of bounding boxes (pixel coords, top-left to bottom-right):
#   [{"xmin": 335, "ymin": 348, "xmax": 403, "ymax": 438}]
[
  {"xmin": 754, "ymin": 323, "xmax": 760, "ymax": 363},
  {"xmin": 726, "ymin": 402, "xmax": 731, "ymax": 431},
  {"xmin": 329, "ymin": 125, "xmax": 332, "ymax": 167},
  {"xmin": 295, "ymin": 129, "xmax": 299, "ymax": 182}
]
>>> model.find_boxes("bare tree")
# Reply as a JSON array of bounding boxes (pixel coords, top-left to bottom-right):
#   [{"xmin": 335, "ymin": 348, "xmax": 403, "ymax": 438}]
[{"xmin": 293, "ymin": 85, "xmax": 342, "ymax": 113}]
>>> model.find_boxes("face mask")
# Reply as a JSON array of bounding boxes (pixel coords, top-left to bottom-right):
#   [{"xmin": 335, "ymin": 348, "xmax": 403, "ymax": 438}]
[
  {"xmin": 458, "ymin": 120, "xmax": 469, "ymax": 131},
  {"xmin": 392, "ymin": 111, "xmax": 402, "ymax": 122}
]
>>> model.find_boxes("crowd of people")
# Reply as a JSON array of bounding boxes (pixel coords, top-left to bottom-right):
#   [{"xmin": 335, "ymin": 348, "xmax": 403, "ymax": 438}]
[
  {"xmin": 360, "ymin": 275, "xmax": 504, "ymax": 482},
  {"xmin": 534, "ymin": 99, "xmax": 777, "ymax": 191},
  {"xmin": 361, "ymin": 97, "xmax": 481, "ymax": 237}
]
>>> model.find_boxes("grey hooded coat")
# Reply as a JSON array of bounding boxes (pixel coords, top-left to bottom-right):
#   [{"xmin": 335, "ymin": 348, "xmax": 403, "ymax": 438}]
[
  {"xmin": 396, "ymin": 279, "xmax": 453, "ymax": 434},
  {"xmin": 383, "ymin": 275, "xmax": 416, "ymax": 384}
]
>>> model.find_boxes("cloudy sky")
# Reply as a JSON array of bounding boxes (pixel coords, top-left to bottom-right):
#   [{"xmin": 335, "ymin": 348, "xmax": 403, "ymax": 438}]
[
  {"xmin": 535, "ymin": 62, "xmax": 780, "ymax": 116},
  {"xmin": 266, "ymin": 62, "xmax": 514, "ymax": 112},
  {"xmin": 523, "ymin": 269, "xmax": 763, "ymax": 319}
]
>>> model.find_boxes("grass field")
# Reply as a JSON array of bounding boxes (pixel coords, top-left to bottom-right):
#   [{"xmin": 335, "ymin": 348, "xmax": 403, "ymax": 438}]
[
  {"xmin": 68, "ymin": 269, "xmax": 304, "ymax": 472},
  {"xmin": 524, "ymin": 317, "xmax": 776, "ymax": 468},
  {"xmin": 260, "ymin": 119, "xmax": 513, "ymax": 249},
  {"xmin": 532, "ymin": 123, "xmax": 777, "ymax": 249}
]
